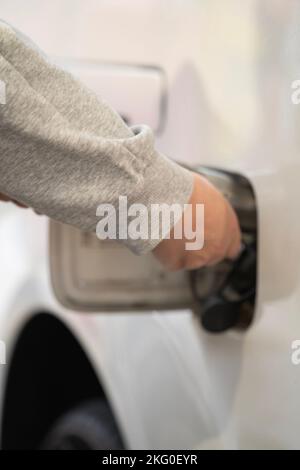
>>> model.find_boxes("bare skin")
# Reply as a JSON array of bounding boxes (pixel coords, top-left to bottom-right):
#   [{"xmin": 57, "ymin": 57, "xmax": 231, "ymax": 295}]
[
  {"xmin": 0, "ymin": 192, "xmax": 26, "ymax": 208},
  {"xmin": 153, "ymin": 172, "xmax": 242, "ymax": 271},
  {"xmin": 0, "ymin": 172, "xmax": 241, "ymax": 271}
]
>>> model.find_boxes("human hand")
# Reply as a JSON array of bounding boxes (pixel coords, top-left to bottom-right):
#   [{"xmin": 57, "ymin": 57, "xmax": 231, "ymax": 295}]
[{"xmin": 153, "ymin": 172, "xmax": 242, "ymax": 271}]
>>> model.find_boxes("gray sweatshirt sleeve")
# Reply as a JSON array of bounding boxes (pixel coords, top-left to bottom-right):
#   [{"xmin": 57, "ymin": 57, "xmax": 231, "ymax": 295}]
[{"xmin": 0, "ymin": 20, "xmax": 193, "ymax": 254}]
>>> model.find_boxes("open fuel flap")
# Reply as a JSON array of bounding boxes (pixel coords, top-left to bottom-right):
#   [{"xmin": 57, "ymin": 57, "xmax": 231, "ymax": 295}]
[{"xmin": 49, "ymin": 166, "xmax": 257, "ymax": 333}]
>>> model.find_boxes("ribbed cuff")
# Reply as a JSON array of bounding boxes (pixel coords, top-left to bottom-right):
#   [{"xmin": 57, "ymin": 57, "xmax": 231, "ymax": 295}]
[{"xmin": 124, "ymin": 150, "xmax": 194, "ymax": 255}]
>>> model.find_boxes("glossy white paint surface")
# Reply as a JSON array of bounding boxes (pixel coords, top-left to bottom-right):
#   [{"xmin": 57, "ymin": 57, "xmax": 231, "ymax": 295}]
[{"xmin": 0, "ymin": 0, "xmax": 300, "ymax": 449}]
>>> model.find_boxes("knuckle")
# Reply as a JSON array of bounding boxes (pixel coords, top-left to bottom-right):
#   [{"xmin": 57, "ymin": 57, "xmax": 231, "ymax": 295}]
[{"xmin": 172, "ymin": 258, "xmax": 185, "ymax": 272}]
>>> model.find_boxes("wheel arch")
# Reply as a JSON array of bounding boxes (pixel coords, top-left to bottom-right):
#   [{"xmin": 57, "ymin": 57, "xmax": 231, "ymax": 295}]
[{"xmin": 0, "ymin": 311, "xmax": 122, "ymax": 449}]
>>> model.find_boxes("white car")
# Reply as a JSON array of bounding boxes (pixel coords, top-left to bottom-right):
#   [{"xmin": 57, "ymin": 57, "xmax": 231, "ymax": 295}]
[{"xmin": 0, "ymin": 0, "xmax": 299, "ymax": 450}]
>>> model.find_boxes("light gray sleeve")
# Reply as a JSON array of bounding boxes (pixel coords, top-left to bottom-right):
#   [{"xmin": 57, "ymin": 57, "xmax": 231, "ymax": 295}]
[{"xmin": 0, "ymin": 20, "xmax": 193, "ymax": 254}]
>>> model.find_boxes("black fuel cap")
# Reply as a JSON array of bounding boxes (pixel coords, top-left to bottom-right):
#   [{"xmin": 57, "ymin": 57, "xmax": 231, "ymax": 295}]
[{"xmin": 199, "ymin": 296, "xmax": 239, "ymax": 333}]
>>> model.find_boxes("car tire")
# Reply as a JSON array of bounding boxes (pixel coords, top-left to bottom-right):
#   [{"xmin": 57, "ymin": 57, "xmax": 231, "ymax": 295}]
[{"xmin": 41, "ymin": 399, "xmax": 124, "ymax": 450}]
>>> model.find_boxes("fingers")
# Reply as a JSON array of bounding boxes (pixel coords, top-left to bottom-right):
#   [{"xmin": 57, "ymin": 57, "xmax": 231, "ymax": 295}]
[{"xmin": 153, "ymin": 173, "xmax": 242, "ymax": 271}]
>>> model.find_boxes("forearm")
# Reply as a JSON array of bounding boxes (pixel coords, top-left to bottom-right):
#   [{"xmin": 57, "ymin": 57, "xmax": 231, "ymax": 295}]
[{"xmin": 0, "ymin": 20, "xmax": 193, "ymax": 254}]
